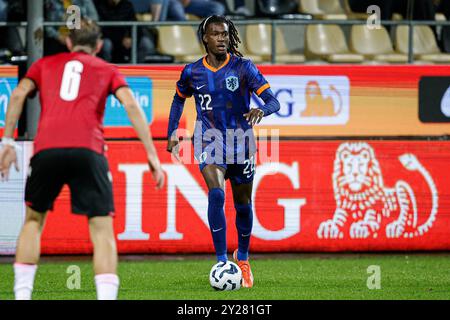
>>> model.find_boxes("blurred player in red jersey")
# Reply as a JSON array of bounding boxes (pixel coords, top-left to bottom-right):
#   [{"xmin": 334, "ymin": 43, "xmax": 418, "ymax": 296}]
[{"xmin": 0, "ymin": 19, "xmax": 164, "ymax": 300}]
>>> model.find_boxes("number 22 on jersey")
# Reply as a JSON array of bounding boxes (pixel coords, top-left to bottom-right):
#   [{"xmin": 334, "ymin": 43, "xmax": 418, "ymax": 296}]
[
  {"xmin": 60, "ymin": 61, "xmax": 84, "ymax": 101},
  {"xmin": 198, "ymin": 94, "xmax": 212, "ymax": 111}
]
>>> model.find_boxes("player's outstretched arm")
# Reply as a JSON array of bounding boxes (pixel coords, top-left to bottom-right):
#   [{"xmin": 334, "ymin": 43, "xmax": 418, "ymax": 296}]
[
  {"xmin": 115, "ymin": 86, "xmax": 164, "ymax": 189},
  {"xmin": 3, "ymin": 78, "xmax": 35, "ymax": 138},
  {"xmin": 0, "ymin": 78, "xmax": 35, "ymax": 181},
  {"xmin": 166, "ymin": 93, "xmax": 186, "ymax": 162}
]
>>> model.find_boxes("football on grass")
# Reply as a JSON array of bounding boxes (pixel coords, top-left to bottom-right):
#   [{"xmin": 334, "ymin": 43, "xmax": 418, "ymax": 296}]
[{"xmin": 209, "ymin": 261, "xmax": 242, "ymax": 291}]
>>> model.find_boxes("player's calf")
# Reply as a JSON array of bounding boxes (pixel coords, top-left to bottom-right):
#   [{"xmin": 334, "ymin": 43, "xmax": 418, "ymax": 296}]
[
  {"xmin": 208, "ymin": 188, "xmax": 227, "ymax": 262},
  {"xmin": 89, "ymin": 216, "xmax": 119, "ymax": 300},
  {"xmin": 235, "ymin": 203, "xmax": 253, "ymax": 261},
  {"xmin": 13, "ymin": 207, "xmax": 47, "ymax": 300}
]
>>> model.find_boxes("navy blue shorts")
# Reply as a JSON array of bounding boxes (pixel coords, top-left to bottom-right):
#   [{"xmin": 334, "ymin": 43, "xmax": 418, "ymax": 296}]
[{"xmin": 199, "ymin": 155, "xmax": 256, "ymax": 185}]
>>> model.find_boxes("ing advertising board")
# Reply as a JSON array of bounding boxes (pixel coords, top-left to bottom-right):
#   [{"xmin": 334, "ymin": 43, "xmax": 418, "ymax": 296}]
[{"xmin": 1, "ymin": 140, "xmax": 449, "ymax": 255}]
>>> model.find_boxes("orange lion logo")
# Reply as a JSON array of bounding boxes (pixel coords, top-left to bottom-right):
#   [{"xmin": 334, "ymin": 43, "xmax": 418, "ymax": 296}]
[
  {"xmin": 317, "ymin": 142, "xmax": 438, "ymax": 239},
  {"xmin": 301, "ymin": 81, "xmax": 342, "ymax": 117}
]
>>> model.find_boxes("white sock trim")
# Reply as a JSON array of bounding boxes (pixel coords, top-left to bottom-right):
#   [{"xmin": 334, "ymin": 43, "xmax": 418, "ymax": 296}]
[
  {"xmin": 95, "ymin": 273, "xmax": 119, "ymax": 300},
  {"xmin": 14, "ymin": 263, "xmax": 38, "ymax": 300}
]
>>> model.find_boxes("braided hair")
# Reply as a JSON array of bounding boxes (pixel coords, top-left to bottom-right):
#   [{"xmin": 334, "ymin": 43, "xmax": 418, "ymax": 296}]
[{"xmin": 197, "ymin": 15, "xmax": 243, "ymax": 57}]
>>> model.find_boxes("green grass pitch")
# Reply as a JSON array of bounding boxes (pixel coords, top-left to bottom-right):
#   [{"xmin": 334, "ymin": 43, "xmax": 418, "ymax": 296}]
[{"xmin": 0, "ymin": 254, "xmax": 449, "ymax": 300}]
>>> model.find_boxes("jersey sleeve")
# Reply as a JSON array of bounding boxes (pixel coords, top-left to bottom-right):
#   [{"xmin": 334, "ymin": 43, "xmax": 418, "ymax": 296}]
[
  {"xmin": 24, "ymin": 59, "xmax": 43, "ymax": 89},
  {"xmin": 245, "ymin": 60, "xmax": 270, "ymax": 97},
  {"xmin": 110, "ymin": 66, "xmax": 129, "ymax": 94},
  {"xmin": 175, "ymin": 65, "xmax": 193, "ymax": 99}
]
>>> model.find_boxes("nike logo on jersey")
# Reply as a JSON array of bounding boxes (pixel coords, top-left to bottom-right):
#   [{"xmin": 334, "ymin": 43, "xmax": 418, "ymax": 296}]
[
  {"xmin": 212, "ymin": 228, "xmax": 223, "ymax": 233},
  {"xmin": 196, "ymin": 84, "xmax": 206, "ymax": 90}
]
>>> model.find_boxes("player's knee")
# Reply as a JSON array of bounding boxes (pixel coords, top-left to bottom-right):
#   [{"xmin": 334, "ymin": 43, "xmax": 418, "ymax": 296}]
[
  {"xmin": 208, "ymin": 188, "xmax": 225, "ymax": 207},
  {"xmin": 235, "ymin": 203, "xmax": 252, "ymax": 216},
  {"xmin": 91, "ymin": 231, "xmax": 116, "ymax": 251},
  {"xmin": 89, "ymin": 217, "xmax": 115, "ymax": 239}
]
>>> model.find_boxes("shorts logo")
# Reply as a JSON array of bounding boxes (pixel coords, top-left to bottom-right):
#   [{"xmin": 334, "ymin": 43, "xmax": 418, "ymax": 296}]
[
  {"xmin": 225, "ymin": 76, "xmax": 239, "ymax": 92},
  {"xmin": 317, "ymin": 142, "xmax": 439, "ymax": 240}
]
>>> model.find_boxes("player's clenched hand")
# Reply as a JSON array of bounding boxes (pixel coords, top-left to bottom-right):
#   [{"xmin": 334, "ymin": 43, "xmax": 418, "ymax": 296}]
[
  {"xmin": 244, "ymin": 109, "xmax": 264, "ymax": 126},
  {"xmin": 166, "ymin": 138, "xmax": 181, "ymax": 162},
  {"xmin": 148, "ymin": 155, "xmax": 165, "ymax": 190},
  {"xmin": 0, "ymin": 146, "xmax": 19, "ymax": 182},
  {"xmin": 151, "ymin": 167, "xmax": 165, "ymax": 190}
]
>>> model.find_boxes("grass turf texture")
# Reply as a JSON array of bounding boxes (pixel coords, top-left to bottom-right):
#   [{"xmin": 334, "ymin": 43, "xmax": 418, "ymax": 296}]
[{"xmin": 0, "ymin": 254, "xmax": 449, "ymax": 300}]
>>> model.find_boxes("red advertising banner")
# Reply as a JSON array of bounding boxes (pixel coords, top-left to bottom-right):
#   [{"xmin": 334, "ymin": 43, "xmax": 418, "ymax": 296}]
[{"xmin": 38, "ymin": 140, "xmax": 450, "ymax": 254}]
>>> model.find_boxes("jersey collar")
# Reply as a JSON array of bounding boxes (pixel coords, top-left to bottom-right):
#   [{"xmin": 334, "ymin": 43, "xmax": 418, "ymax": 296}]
[{"xmin": 202, "ymin": 53, "xmax": 230, "ymax": 72}]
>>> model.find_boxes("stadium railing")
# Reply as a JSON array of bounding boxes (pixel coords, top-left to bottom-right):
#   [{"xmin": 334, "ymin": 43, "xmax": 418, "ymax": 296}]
[{"xmin": 2, "ymin": 19, "xmax": 450, "ymax": 64}]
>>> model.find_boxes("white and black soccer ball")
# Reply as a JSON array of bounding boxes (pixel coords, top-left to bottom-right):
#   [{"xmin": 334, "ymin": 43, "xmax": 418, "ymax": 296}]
[{"xmin": 209, "ymin": 261, "xmax": 242, "ymax": 291}]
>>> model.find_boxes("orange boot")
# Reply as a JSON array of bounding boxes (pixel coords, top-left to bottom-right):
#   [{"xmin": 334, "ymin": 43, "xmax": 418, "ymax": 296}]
[{"xmin": 233, "ymin": 249, "xmax": 254, "ymax": 288}]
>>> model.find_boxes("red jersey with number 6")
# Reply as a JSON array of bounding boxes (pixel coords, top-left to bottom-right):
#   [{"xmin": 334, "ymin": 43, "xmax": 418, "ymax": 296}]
[{"xmin": 25, "ymin": 51, "xmax": 128, "ymax": 155}]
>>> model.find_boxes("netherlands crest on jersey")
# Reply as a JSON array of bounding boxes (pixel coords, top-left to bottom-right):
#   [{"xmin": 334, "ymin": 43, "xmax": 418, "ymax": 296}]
[{"xmin": 225, "ymin": 76, "xmax": 239, "ymax": 92}]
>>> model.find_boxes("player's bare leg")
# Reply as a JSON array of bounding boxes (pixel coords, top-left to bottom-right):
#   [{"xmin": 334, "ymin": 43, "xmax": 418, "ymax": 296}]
[
  {"xmin": 14, "ymin": 206, "xmax": 47, "ymax": 300},
  {"xmin": 88, "ymin": 216, "xmax": 119, "ymax": 300},
  {"xmin": 201, "ymin": 165, "xmax": 228, "ymax": 262},
  {"xmin": 231, "ymin": 181, "xmax": 254, "ymax": 288}
]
